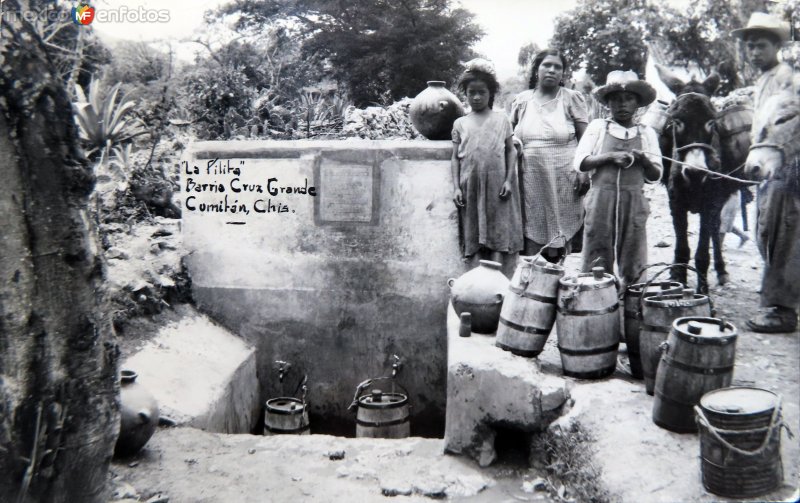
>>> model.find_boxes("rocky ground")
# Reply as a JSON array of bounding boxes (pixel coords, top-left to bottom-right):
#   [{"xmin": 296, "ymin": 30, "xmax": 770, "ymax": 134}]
[{"xmin": 107, "ymin": 182, "xmax": 799, "ymax": 502}]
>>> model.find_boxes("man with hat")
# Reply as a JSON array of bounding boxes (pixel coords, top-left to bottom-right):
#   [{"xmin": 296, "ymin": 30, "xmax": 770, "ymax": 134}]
[
  {"xmin": 574, "ymin": 70, "xmax": 663, "ymax": 289},
  {"xmin": 732, "ymin": 12, "xmax": 800, "ymax": 333},
  {"xmin": 732, "ymin": 12, "xmax": 795, "ymax": 110}
]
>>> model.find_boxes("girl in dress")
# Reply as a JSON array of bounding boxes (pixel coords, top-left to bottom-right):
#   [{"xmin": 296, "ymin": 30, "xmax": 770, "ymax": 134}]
[{"xmin": 451, "ymin": 59, "xmax": 523, "ymax": 275}]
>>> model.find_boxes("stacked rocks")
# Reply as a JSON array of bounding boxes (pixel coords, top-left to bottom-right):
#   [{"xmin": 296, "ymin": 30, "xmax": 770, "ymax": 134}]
[{"xmin": 342, "ymin": 98, "xmax": 422, "ymax": 139}]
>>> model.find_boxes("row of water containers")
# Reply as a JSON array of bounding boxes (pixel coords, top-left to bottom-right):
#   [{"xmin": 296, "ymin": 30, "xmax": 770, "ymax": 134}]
[
  {"xmin": 452, "ymin": 257, "xmax": 783, "ymax": 499},
  {"xmin": 263, "ymin": 363, "xmax": 410, "ymax": 440}
]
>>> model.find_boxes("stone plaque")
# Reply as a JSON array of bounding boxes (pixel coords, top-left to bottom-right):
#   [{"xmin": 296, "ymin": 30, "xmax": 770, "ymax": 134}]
[{"xmin": 316, "ymin": 161, "xmax": 377, "ymax": 224}]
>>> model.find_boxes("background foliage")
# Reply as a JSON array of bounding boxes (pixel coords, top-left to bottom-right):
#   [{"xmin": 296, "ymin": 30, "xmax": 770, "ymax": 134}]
[{"xmin": 215, "ymin": 0, "xmax": 483, "ymax": 107}]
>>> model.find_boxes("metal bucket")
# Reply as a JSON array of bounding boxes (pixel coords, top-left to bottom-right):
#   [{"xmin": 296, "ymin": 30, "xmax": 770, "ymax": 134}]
[
  {"xmin": 496, "ymin": 255, "xmax": 564, "ymax": 357},
  {"xmin": 696, "ymin": 387, "xmax": 783, "ymax": 499},
  {"xmin": 653, "ymin": 317, "xmax": 737, "ymax": 433},
  {"xmin": 556, "ymin": 267, "xmax": 620, "ymax": 379},
  {"xmin": 264, "ymin": 397, "xmax": 310, "ymax": 435},
  {"xmin": 624, "ymin": 278, "xmax": 682, "ymax": 378}
]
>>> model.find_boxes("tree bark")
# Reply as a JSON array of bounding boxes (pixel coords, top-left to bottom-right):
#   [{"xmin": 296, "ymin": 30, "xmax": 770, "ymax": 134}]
[{"xmin": 0, "ymin": 1, "xmax": 119, "ymax": 502}]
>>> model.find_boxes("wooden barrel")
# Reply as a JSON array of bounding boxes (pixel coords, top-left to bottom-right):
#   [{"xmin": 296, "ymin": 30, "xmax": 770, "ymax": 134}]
[
  {"xmin": 496, "ymin": 256, "xmax": 564, "ymax": 357},
  {"xmin": 652, "ymin": 317, "xmax": 737, "ymax": 433},
  {"xmin": 624, "ymin": 280, "xmax": 682, "ymax": 379},
  {"xmin": 355, "ymin": 389, "xmax": 410, "ymax": 439},
  {"xmin": 264, "ymin": 397, "xmax": 310, "ymax": 435},
  {"xmin": 696, "ymin": 387, "xmax": 783, "ymax": 498},
  {"xmin": 640, "ymin": 289, "xmax": 711, "ymax": 395},
  {"xmin": 556, "ymin": 267, "xmax": 620, "ymax": 379}
]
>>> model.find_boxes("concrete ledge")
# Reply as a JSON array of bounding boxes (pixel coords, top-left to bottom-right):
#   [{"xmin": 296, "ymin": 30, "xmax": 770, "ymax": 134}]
[
  {"xmin": 444, "ymin": 305, "xmax": 569, "ymax": 466},
  {"xmin": 190, "ymin": 139, "xmax": 453, "ymax": 161},
  {"xmin": 122, "ymin": 305, "xmax": 260, "ymax": 433}
]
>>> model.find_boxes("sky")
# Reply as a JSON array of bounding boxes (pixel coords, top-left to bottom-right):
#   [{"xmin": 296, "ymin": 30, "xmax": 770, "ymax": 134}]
[{"xmin": 90, "ymin": 0, "xmax": 694, "ymax": 81}]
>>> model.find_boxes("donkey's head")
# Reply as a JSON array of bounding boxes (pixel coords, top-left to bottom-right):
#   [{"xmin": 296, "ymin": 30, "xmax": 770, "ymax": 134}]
[
  {"xmin": 656, "ymin": 64, "xmax": 721, "ymax": 98},
  {"xmin": 656, "ymin": 65, "xmax": 722, "ymax": 183},
  {"xmin": 746, "ymin": 90, "xmax": 800, "ymax": 181}
]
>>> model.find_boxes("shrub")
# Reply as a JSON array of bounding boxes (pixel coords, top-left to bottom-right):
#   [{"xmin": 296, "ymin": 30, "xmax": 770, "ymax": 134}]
[{"xmin": 73, "ymin": 79, "xmax": 148, "ymax": 157}]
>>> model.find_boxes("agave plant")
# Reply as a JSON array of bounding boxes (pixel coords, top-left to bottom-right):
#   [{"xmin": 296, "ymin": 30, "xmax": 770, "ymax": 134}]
[{"xmin": 73, "ymin": 80, "xmax": 148, "ymax": 157}]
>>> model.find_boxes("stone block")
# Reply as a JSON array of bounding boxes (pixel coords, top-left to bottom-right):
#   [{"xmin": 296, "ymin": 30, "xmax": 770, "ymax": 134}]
[
  {"xmin": 444, "ymin": 305, "xmax": 568, "ymax": 466},
  {"xmin": 122, "ymin": 305, "xmax": 260, "ymax": 433}
]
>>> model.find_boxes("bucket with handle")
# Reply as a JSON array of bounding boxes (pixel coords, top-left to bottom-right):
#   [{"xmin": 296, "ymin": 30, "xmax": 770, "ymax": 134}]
[
  {"xmin": 265, "ymin": 368, "xmax": 310, "ymax": 435},
  {"xmin": 695, "ymin": 387, "xmax": 784, "ymax": 498},
  {"xmin": 497, "ymin": 237, "xmax": 566, "ymax": 357},
  {"xmin": 350, "ymin": 377, "xmax": 410, "ymax": 439},
  {"xmin": 350, "ymin": 355, "xmax": 410, "ymax": 438},
  {"xmin": 623, "ymin": 262, "xmax": 683, "ymax": 378},
  {"xmin": 638, "ymin": 264, "xmax": 712, "ymax": 394}
]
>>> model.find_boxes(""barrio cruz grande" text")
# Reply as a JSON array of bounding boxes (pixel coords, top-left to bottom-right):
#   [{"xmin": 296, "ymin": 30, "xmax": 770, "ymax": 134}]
[{"xmin": 181, "ymin": 159, "xmax": 316, "ymax": 220}]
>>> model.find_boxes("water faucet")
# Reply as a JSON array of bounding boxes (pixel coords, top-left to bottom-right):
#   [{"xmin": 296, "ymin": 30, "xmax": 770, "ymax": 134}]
[
  {"xmin": 391, "ymin": 354, "xmax": 402, "ymax": 378},
  {"xmin": 275, "ymin": 360, "xmax": 291, "ymax": 383}
]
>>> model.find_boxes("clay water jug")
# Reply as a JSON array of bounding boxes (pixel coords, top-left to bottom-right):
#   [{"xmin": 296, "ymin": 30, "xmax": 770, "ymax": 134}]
[
  {"xmin": 410, "ymin": 81, "xmax": 464, "ymax": 140},
  {"xmin": 115, "ymin": 370, "xmax": 159, "ymax": 457},
  {"xmin": 448, "ymin": 260, "xmax": 508, "ymax": 334}
]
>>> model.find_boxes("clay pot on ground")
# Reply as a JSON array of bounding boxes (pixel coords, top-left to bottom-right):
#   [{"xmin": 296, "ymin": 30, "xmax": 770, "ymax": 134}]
[
  {"xmin": 115, "ymin": 369, "xmax": 160, "ymax": 457},
  {"xmin": 409, "ymin": 81, "xmax": 464, "ymax": 140},
  {"xmin": 448, "ymin": 260, "xmax": 508, "ymax": 334}
]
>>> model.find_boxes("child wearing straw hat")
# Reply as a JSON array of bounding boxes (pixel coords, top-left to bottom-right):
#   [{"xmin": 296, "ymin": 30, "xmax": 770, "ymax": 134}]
[{"xmin": 573, "ymin": 70, "xmax": 663, "ymax": 289}]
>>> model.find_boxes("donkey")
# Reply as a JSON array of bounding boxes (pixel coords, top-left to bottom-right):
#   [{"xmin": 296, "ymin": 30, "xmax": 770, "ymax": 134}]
[
  {"xmin": 746, "ymin": 89, "xmax": 800, "ymax": 186},
  {"xmin": 656, "ymin": 66, "xmax": 747, "ymax": 292},
  {"xmin": 744, "ymin": 87, "xmax": 800, "ymax": 325}
]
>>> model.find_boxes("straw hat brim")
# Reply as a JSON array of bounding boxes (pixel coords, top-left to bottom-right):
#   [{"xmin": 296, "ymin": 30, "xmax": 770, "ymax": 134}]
[
  {"xmin": 731, "ymin": 25, "xmax": 790, "ymax": 42},
  {"xmin": 594, "ymin": 81, "xmax": 656, "ymax": 107}
]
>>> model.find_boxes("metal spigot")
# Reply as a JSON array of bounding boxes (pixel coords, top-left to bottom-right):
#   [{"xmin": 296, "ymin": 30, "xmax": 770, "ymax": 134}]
[
  {"xmin": 275, "ymin": 360, "xmax": 291, "ymax": 383},
  {"xmin": 391, "ymin": 354, "xmax": 402, "ymax": 378}
]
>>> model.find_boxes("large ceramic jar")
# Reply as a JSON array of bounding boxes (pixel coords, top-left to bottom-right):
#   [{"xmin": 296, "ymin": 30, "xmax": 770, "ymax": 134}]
[
  {"xmin": 115, "ymin": 369, "xmax": 160, "ymax": 457},
  {"xmin": 409, "ymin": 81, "xmax": 464, "ymax": 140},
  {"xmin": 448, "ymin": 260, "xmax": 509, "ymax": 334}
]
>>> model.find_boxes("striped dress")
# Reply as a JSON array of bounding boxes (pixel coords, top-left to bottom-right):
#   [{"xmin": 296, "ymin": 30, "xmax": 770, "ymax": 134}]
[{"xmin": 511, "ymin": 88, "xmax": 588, "ymax": 247}]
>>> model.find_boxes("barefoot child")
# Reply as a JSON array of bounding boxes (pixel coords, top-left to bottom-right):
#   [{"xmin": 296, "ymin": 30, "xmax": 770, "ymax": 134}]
[
  {"xmin": 451, "ymin": 59, "xmax": 523, "ymax": 275},
  {"xmin": 573, "ymin": 71, "xmax": 663, "ymax": 289}
]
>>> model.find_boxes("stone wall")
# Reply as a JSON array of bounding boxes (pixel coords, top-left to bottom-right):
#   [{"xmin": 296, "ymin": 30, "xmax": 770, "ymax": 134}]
[{"xmin": 182, "ymin": 140, "xmax": 464, "ymax": 436}]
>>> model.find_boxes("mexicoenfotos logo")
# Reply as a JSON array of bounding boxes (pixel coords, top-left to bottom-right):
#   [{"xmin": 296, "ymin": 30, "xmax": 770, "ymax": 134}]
[
  {"xmin": 72, "ymin": 3, "xmax": 95, "ymax": 25},
  {"xmin": 1, "ymin": 3, "xmax": 172, "ymax": 27}
]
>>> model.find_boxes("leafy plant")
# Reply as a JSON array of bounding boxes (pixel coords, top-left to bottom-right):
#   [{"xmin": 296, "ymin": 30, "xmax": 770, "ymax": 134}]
[
  {"xmin": 109, "ymin": 143, "xmax": 134, "ymax": 175},
  {"xmin": 73, "ymin": 80, "xmax": 148, "ymax": 157}
]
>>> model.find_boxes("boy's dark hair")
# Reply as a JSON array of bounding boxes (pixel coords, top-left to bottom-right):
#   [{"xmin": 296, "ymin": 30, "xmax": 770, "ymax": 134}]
[
  {"xmin": 744, "ymin": 29, "xmax": 782, "ymax": 46},
  {"xmin": 458, "ymin": 70, "xmax": 500, "ymax": 109},
  {"xmin": 529, "ymin": 48, "xmax": 569, "ymax": 89}
]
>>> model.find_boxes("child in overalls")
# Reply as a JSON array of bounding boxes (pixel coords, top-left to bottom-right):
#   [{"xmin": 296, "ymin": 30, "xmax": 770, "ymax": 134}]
[{"xmin": 573, "ymin": 71, "xmax": 663, "ymax": 289}]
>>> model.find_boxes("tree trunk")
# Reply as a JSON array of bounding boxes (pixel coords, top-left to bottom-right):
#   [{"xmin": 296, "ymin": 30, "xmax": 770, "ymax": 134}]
[{"xmin": 0, "ymin": 2, "xmax": 119, "ymax": 502}]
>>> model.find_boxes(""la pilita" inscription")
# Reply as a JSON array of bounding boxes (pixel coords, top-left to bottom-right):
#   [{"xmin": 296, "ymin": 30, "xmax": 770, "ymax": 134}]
[{"xmin": 182, "ymin": 159, "xmax": 316, "ymax": 224}]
